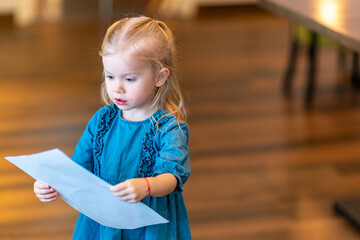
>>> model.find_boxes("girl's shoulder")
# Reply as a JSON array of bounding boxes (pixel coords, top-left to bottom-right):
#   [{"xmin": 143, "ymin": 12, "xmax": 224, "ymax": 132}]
[
  {"xmin": 86, "ymin": 104, "xmax": 118, "ymax": 128},
  {"xmin": 92, "ymin": 104, "xmax": 118, "ymax": 120},
  {"xmin": 97, "ymin": 104, "xmax": 118, "ymax": 117},
  {"xmin": 154, "ymin": 109, "xmax": 189, "ymax": 137}
]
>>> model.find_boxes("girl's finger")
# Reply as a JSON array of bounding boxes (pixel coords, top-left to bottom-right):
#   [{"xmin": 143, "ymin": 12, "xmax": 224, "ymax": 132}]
[
  {"xmin": 34, "ymin": 181, "xmax": 50, "ymax": 189},
  {"xmin": 39, "ymin": 196, "xmax": 57, "ymax": 202},
  {"xmin": 36, "ymin": 191, "xmax": 57, "ymax": 200},
  {"xmin": 34, "ymin": 187, "xmax": 56, "ymax": 195},
  {"xmin": 110, "ymin": 182, "xmax": 127, "ymax": 192},
  {"xmin": 117, "ymin": 195, "xmax": 135, "ymax": 203},
  {"xmin": 112, "ymin": 188, "xmax": 131, "ymax": 197}
]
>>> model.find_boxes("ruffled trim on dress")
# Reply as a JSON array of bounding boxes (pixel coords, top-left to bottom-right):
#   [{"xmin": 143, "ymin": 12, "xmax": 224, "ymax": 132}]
[
  {"xmin": 139, "ymin": 110, "xmax": 172, "ymax": 177},
  {"xmin": 93, "ymin": 104, "xmax": 118, "ymax": 175}
]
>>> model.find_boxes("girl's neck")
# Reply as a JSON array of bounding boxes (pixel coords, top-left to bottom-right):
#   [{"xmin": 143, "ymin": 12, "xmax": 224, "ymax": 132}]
[{"xmin": 121, "ymin": 108, "xmax": 160, "ymax": 122}]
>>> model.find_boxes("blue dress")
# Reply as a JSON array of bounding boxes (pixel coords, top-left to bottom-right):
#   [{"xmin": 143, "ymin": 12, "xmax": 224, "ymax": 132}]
[{"xmin": 71, "ymin": 104, "xmax": 191, "ymax": 240}]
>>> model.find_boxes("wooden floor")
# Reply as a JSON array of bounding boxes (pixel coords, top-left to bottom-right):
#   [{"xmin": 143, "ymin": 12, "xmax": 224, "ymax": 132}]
[{"xmin": 2, "ymin": 5, "xmax": 360, "ymax": 240}]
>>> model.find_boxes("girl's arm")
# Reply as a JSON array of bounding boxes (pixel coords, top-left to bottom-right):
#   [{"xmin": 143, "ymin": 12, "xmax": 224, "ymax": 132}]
[{"xmin": 110, "ymin": 173, "xmax": 177, "ymax": 203}]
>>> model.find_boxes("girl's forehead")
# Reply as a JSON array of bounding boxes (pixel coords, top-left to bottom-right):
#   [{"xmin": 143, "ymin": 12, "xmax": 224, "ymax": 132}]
[
  {"xmin": 102, "ymin": 52, "xmax": 135, "ymax": 64},
  {"xmin": 102, "ymin": 53, "xmax": 148, "ymax": 72}
]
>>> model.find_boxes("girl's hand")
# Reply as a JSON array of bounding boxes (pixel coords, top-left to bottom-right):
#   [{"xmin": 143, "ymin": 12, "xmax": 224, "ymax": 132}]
[
  {"xmin": 110, "ymin": 178, "xmax": 149, "ymax": 203},
  {"xmin": 33, "ymin": 180, "xmax": 58, "ymax": 202}
]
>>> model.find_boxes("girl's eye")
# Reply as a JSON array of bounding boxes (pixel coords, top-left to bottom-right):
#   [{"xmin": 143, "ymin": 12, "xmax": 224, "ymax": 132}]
[
  {"xmin": 105, "ymin": 75, "xmax": 114, "ymax": 80},
  {"xmin": 125, "ymin": 78, "xmax": 135, "ymax": 82}
]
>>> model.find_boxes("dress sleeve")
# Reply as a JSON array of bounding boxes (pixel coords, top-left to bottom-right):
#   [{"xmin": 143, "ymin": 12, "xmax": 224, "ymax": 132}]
[
  {"xmin": 153, "ymin": 122, "xmax": 191, "ymax": 193},
  {"xmin": 71, "ymin": 109, "xmax": 101, "ymax": 171}
]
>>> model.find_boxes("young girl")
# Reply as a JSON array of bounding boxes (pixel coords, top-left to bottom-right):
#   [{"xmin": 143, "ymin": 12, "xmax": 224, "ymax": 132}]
[{"xmin": 33, "ymin": 16, "xmax": 191, "ymax": 239}]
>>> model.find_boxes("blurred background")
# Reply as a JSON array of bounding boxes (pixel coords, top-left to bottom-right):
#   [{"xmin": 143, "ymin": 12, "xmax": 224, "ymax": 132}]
[{"xmin": 2, "ymin": 0, "xmax": 360, "ymax": 239}]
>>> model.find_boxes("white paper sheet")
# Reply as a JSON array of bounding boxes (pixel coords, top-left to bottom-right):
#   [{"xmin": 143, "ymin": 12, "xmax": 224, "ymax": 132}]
[{"xmin": 5, "ymin": 148, "xmax": 168, "ymax": 229}]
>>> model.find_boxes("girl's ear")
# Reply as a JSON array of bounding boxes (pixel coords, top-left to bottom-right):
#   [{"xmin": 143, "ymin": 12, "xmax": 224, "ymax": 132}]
[{"xmin": 156, "ymin": 68, "xmax": 170, "ymax": 87}]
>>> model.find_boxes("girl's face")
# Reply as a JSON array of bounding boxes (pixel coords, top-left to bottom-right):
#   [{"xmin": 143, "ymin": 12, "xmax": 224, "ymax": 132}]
[{"xmin": 102, "ymin": 52, "xmax": 166, "ymax": 121}]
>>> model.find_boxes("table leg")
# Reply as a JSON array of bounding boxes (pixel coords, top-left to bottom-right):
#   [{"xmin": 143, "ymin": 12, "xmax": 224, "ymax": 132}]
[
  {"xmin": 305, "ymin": 32, "xmax": 318, "ymax": 107},
  {"xmin": 334, "ymin": 200, "xmax": 360, "ymax": 230},
  {"xmin": 283, "ymin": 30, "xmax": 299, "ymax": 96},
  {"xmin": 99, "ymin": 0, "xmax": 113, "ymax": 21},
  {"xmin": 351, "ymin": 52, "xmax": 360, "ymax": 89}
]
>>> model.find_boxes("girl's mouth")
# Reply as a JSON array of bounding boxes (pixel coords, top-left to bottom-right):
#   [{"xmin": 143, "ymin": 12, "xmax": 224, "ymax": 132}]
[{"xmin": 115, "ymin": 98, "xmax": 127, "ymax": 105}]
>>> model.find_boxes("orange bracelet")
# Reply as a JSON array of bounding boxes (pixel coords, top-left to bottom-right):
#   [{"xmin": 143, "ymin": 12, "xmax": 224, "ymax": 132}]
[{"xmin": 143, "ymin": 177, "xmax": 151, "ymax": 197}]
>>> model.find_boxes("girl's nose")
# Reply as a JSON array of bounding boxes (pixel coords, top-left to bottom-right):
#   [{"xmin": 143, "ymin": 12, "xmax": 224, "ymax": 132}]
[{"xmin": 114, "ymin": 80, "xmax": 125, "ymax": 93}]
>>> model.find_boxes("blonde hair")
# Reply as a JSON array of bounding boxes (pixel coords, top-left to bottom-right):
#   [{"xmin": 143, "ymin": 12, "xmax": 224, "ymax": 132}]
[{"xmin": 99, "ymin": 16, "xmax": 187, "ymax": 122}]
